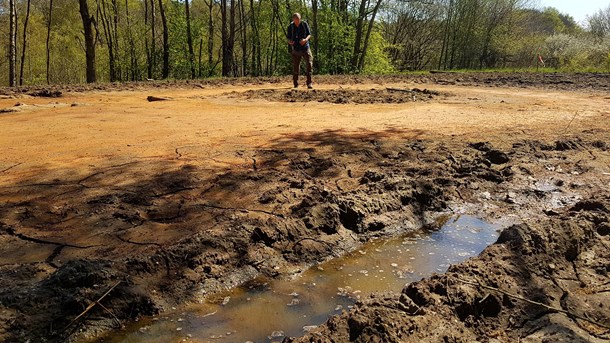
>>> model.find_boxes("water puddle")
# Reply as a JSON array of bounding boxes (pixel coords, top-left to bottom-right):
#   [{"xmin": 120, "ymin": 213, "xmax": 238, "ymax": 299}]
[{"xmin": 103, "ymin": 216, "xmax": 499, "ymax": 343}]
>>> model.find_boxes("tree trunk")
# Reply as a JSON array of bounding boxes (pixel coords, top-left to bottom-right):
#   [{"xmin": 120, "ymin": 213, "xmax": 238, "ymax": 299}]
[
  {"xmin": 9, "ymin": 0, "xmax": 17, "ymax": 87},
  {"xmin": 151, "ymin": 0, "xmax": 157, "ymax": 78},
  {"xmin": 111, "ymin": 0, "xmax": 121, "ymax": 80},
  {"xmin": 221, "ymin": 0, "xmax": 235, "ymax": 76},
  {"xmin": 249, "ymin": 0, "xmax": 261, "ymax": 76},
  {"xmin": 230, "ymin": 0, "xmax": 236, "ymax": 76},
  {"xmin": 357, "ymin": 0, "xmax": 382, "ymax": 71},
  {"xmin": 19, "ymin": 0, "xmax": 32, "ymax": 85},
  {"xmin": 46, "ymin": 0, "xmax": 53, "ymax": 84},
  {"xmin": 239, "ymin": 0, "xmax": 247, "ymax": 76},
  {"xmin": 99, "ymin": 0, "xmax": 116, "ymax": 82},
  {"xmin": 221, "ymin": 0, "xmax": 228, "ymax": 75},
  {"xmin": 144, "ymin": 0, "xmax": 151, "ymax": 79},
  {"xmin": 198, "ymin": 37, "xmax": 203, "ymax": 77},
  {"xmin": 438, "ymin": 0, "xmax": 454, "ymax": 70},
  {"xmin": 158, "ymin": 0, "xmax": 169, "ymax": 78},
  {"xmin": 185, "ymin": 0, "xmax": 196, "ymax": 78},
  {"xmin": 206, "ymin": 0, "xmax": 214, "ymax": 73},
  {"xmin": 312, "ymin": 0, "xmax": 319, "ymax": 70},
  {"xmin": 126, "ymin": 0, "xmax": 139, "ymax": 80},
  {"xmin": 350, "ymin": 0, "xmax": 368, "ymax": 72},
  {"xmin": 78, "ymin": 0, "xmax": 96, "ymax": 83}
]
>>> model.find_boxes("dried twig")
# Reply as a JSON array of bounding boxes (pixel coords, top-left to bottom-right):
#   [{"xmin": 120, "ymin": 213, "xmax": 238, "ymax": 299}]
[
  {"xmin": 64, "ymin": 280, "xmax": 122, "ymax": 332},
  {"xmin": 98, "ymin": 302, "xmax": 123, "ymax": 327},
  {"xmin": 457, "ymin": 277, "xmax": 610, "ymax": 330},
  {"xmin": 562, "ymin": 111, "xmax": 579, "ymax": 134}
]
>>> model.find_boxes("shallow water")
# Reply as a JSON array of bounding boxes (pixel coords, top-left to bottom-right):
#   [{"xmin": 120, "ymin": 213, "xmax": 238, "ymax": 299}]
[{"xmin": 104, "ymin": 216, "xmax": 499, "ymax": 343}]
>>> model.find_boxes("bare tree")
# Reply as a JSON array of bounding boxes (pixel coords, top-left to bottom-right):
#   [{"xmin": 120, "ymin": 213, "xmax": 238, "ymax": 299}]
[
  {"xmin": 588, "ymin": 5, "xmax": 610, "ymax": 41},
  {"xmin": 385, "ymin": 0, "xmax": 444, "ymax": 71}
]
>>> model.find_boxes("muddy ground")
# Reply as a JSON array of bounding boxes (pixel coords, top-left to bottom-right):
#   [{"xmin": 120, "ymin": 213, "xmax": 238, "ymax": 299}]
[{"xmin": 0, "ymin": 72, "xmax": 609, "ymax": 342}]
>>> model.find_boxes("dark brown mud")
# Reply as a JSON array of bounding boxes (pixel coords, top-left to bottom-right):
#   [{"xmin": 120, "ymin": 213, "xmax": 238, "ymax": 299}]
[
  {"xmin": 287, "ymin": 196, "xmax": 610, "ymax": 342},
  {"xmin": 1, "ymin": 72, "xmax": 608, "ymax": 98},
  {"xmin": 233, "ymin": 87, "xmax": 443, "ymax": 104},
  {"xmin": 2, "ymin": 131, "xmax": 609, "ymax": 342}
]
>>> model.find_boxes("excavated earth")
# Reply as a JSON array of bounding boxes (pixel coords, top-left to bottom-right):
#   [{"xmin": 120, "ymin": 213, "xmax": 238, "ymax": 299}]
[{"xmin": 0, "ymin": 72, "xmax": 609, "ymax": 342}]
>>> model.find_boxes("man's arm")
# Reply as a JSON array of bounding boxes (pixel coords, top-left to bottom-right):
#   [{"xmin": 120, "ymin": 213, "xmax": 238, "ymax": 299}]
[
  {"xmin": 287, "ymin": 23, "xmax": 294, "ymax": 45},
  {"xmin": 300, "ymin": 34, "xmax": 311, "ymax": 45}
]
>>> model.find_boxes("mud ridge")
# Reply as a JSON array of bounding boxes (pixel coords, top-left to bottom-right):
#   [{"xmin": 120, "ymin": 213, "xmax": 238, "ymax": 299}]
[
  {"xmin": 288, "ymin": 196, "xmax": 610, "ymax": 342},
  {"xmin": 1, "ymin": 72, "xmax": 609, "ymax": 97},
  {"xmin": 233, "ymin": 87, "xmax": 446, "ymax": 104}
]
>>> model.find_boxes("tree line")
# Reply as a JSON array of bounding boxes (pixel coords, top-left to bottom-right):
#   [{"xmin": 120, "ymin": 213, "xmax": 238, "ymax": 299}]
[{"xmin": 1, "ymin": 0, "xmax": 610, "ymax": 86}]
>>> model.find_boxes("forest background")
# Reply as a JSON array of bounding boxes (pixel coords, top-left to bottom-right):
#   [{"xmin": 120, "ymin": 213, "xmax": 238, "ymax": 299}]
[{"xmin": 1, "ymin": 0, "xmax": 610, "ymax": 86}]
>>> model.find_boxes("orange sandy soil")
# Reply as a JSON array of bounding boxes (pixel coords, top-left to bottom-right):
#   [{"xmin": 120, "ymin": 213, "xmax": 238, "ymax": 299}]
[
  {"xmin": 2, "ymin": 82, "xmax": 607, "ymax": 175},
  {"xmin": 1, "ymin": 80, "xmax": 609, "ymax": 262}
]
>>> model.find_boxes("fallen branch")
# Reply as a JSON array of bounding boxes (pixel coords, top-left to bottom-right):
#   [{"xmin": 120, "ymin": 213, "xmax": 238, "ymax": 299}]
[
  {"xmin": 457, "ymin": 277, "xmax": 610, "ymax": 331},
  {"xmin": 429, "ymin": 70, "xmax": 458, "ymax": 74},
  {"xmin": 97, "ymin": 302, "xmax": 123, "ymax": 327},
  {"xmin": 64, "ymin": 280, "xmax": 122, "ymax": 332},
  {"xmin": 0, "ymin": 162, "xmax": 22, "ymax": 174},
  {"xmin": 386, "ymin": 87, "xmax": 414, "ymax": 93}
]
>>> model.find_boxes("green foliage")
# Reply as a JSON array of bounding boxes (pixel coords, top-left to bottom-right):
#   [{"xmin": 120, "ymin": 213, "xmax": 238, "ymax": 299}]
[
  {"xmin": 1, "ymin": 0, "xmax": 609, "ymax": 86},
  {"xmin": 544, "ymin": 34, "xmax": 610, "ymax": 71},
  {"xmin": 168, "ymin": 0, "xmax": 191, "ymax": 79},
  {"xmin": 362, "ymin": 30, "xmax": 395, "ymax": 74},
  {"xmin": 313, "ymin": 9, "xmax": 355, "ymax": 75}
]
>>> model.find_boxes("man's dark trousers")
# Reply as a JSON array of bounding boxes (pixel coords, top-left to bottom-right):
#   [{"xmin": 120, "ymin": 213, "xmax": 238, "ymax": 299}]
[{"xmin": 292, "ymin": 49, "xmax": 313, "ymax": 87}]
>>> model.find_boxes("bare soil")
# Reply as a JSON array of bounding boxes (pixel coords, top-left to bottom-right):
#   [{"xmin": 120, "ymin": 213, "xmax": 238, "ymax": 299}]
[{"xmin": 0, "ymin": 72, "xmax": 609, "ymax": 342}]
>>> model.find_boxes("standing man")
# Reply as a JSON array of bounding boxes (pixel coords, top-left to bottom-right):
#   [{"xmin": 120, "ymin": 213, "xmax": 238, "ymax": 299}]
[{"xmin": 287, "ymin": 13, "xmax": 313, "ymax": 89}]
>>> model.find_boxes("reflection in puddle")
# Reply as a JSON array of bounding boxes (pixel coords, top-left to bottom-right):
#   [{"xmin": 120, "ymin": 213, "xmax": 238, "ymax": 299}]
[{"xmin": 104, "ymin": 216, "xmax": 498, "ymax": 343}]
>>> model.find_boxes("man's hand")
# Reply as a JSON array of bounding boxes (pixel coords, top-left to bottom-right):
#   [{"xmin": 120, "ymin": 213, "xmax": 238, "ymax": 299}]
[
  {"xmin": 288, "ymin": 40, "xmax": 295, "ymax": 45},
  {"xmin": 299, "ymin": 38, "xmax": 307, "ymax": 46}
]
